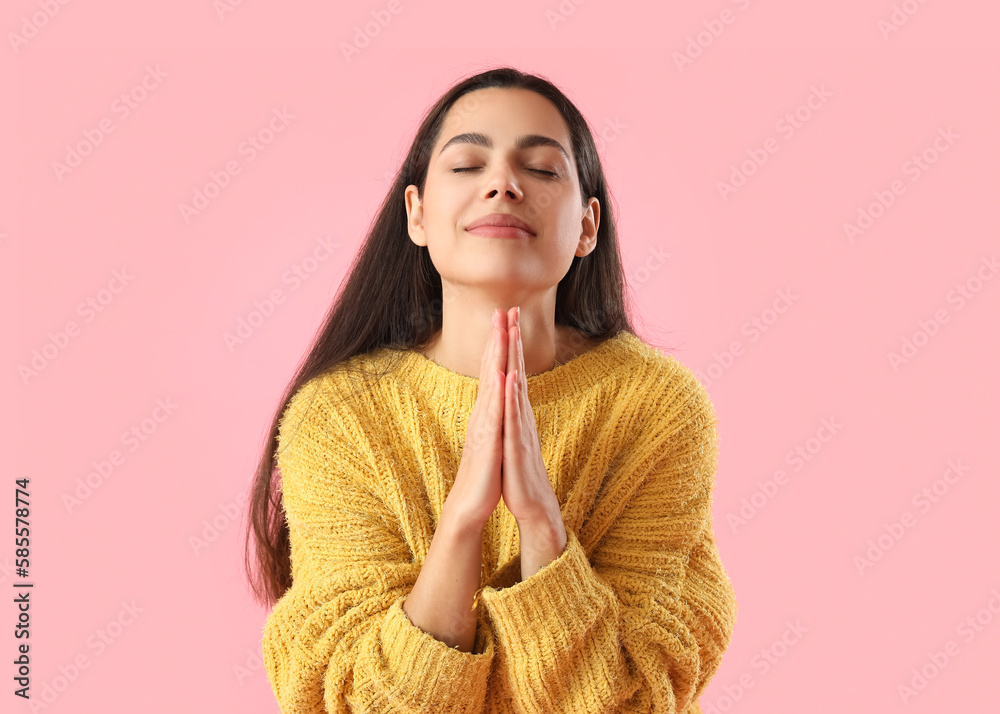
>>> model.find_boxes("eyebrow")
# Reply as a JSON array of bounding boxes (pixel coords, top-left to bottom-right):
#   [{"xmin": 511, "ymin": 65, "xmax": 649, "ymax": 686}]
[{"xmin": 438, "ymin": 132, "xmax": 571, "ymax": 165}]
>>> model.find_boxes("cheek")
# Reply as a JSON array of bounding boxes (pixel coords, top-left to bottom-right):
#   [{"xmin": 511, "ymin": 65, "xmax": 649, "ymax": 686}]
[
  {"xmin": 546, "ymin": 215, "xmax": 584, "ymax": 252},
  {"xmin": 543, "ymin": 197, "xmax": 582, "ymax": 231},
  {"xmin": 421, "ymin": 191, "xmax": 466, "ymax": 233},
  {"xmin": 524, "ymin": 236, "xmax": 578, "ymax": 279}
]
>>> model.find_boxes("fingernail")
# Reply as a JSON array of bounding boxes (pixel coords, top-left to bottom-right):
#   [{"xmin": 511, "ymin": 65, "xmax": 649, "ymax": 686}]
[{"xmin": 515, "ymin": 306, "xmax": 520, "ymax": 325}]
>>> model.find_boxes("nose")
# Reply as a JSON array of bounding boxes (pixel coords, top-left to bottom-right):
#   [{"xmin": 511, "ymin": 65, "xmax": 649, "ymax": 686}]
[{"xmin": 481, "ymin": 161, "xmax": 523, "ymax": 202}]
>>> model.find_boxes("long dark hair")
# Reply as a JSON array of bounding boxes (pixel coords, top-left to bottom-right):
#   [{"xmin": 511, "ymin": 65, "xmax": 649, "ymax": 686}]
[{"xmin": 243, "ymin": 65, "xmax": 643, "ymax": 609}]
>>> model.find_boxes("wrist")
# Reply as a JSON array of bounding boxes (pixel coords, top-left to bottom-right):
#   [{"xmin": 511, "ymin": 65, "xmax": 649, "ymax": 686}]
[
  {"xmin": 517, "ymin": 515, "xmax": 564, "ymax": 544},
  {"xmin": 518, "ymin": 516, "xmax": 568, "ymax": 582},
  {"xmin": 515, "ymin": 501, "xmax": 564, "ymax": 538},
  {"xmin": 440, "ymin": 503, "xmax": 487, "ymax": 539}
]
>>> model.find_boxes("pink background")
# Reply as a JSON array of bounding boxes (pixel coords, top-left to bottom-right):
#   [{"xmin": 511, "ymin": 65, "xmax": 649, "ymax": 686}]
[{"xmin": 6, "ymin": 1, "xmax": 999, "ymax": 712}]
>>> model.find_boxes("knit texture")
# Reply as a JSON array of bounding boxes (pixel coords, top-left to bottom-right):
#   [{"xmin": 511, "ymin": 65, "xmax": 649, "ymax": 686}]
[{"xmin": 261, "ymin": 329, "xmax": 737, "ymax": 713}]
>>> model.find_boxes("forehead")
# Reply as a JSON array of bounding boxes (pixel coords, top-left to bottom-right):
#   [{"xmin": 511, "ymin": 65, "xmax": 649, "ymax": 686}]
[{"xmin": 436, "ymin": 88, "xmax": 572, "ymax": 155}]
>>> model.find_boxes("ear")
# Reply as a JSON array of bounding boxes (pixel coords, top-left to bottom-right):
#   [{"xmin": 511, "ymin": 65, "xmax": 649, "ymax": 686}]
[
  {"xmin": 575, "ymin": 197, "xmax": 600, "ymax": 257},
  {"xmin": 404, "ymin": 185, "xmax": 426, "ymax": 247}
]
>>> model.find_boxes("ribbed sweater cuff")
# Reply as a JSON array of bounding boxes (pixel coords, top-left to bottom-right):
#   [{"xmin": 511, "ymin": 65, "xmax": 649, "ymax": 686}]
[
  {"xmin": 377, "ymin": 593, "xmax": 494, "ymax": 711},
  {"xmin": 479, "ymin": 528, "xmax": 614, "ymax": 654}
]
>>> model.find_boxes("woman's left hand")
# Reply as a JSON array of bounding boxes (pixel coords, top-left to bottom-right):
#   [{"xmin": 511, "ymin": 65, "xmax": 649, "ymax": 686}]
[{"xmin": 501, "ymin": 307, "xmax": 568, "ymax": 577}]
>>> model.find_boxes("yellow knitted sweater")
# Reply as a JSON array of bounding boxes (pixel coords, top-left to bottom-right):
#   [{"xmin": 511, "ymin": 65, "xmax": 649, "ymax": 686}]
[{"xmin": 261, "ymin": 329, "xmax": 737, "ymax": 713}]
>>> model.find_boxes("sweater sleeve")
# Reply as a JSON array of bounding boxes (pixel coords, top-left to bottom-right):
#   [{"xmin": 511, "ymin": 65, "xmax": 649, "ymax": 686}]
[
  {"xmin": 261, "ymin": 378, "xmax": 495, "ymax": 714},
  {"xmin": 477, "ymin": 377, "xmax": 738, "ymax": 714}
]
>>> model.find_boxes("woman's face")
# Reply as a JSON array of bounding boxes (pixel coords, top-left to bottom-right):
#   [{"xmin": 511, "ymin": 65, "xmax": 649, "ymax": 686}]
[{"xmin": 405, "ymin": 88, "xmax": 599, "ymax": 297}]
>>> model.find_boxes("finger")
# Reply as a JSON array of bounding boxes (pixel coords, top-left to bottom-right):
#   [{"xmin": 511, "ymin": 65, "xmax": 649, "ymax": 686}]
[
  {"xmin": 507, "ymin": 322, "xmax": 520, "ymax": 401},
  {"xmin": 493, "ymin": 369, "xmax": 505, "ymax": 426},
  {"xmin": 495, "ymin": 310, "xmax": 507, "ymax": 374},
  {"xmin": 476, "ymin": 313, "xmax": 496, "ymax": 411},
  {"xmin": 477, "ymin": 367, "xmax": 497, "ymax": 446},
  {"xmin": 506, "ymin": 306, "xmax": 517, "ymax": 375},
  {"xmin": 505, "ymin": 368, "xmax": 516, "ymax": 442},
  {"xmin": 506, "ymin": 306, "xmax": 522, "ymax": 387},
  {"xmin": 490, "ymin": 368, "xmax": 498, "ymax": 414},
  {"xmin": 508, "ymin": 322, "xmax": 517, "ymax": 382},
  {"xmin": 518, "ymin": 323, "xmax": 526, "ymax": 397},
  {"xmin": 506, "ymin": 307, "xmax": 517, "ymax": 369},
  {"xmin": 485, "ymin": 316, "xmax": 497, "ymax": 409}
]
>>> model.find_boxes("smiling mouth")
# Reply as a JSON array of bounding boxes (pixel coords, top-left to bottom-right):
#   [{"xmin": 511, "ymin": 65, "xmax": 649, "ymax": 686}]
[{"xmin": 465, "ymin": 225, "xmax": 533, "ymax": 239}]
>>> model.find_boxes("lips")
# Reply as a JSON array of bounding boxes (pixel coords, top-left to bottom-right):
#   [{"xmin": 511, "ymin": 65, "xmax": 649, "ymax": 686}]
[{"xmin": 466, "ymin": 212, "xmax": 536, "ymax": 236}]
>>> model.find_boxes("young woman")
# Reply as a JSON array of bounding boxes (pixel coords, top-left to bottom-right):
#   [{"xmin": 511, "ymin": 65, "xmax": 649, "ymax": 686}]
[{"xmin": 244, "ymin": 66, "xmax": 737, "ymax": 714}]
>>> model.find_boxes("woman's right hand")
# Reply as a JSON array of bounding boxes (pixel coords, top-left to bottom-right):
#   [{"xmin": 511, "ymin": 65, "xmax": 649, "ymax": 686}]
[{"xmin": 442, "ymin": 308, "xmax": 508, "ymax": 532}]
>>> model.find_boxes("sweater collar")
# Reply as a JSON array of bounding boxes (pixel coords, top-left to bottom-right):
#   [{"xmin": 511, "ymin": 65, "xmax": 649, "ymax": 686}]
[{"xmin": 386, "ymin": 330, "xmax": 646, "ymax": 407}]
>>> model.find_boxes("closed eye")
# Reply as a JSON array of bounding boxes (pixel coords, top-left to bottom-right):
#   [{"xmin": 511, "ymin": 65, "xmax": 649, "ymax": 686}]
[{"xmin": 453, "ymin": 167, "xmax": 557, "ymax": 177}]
